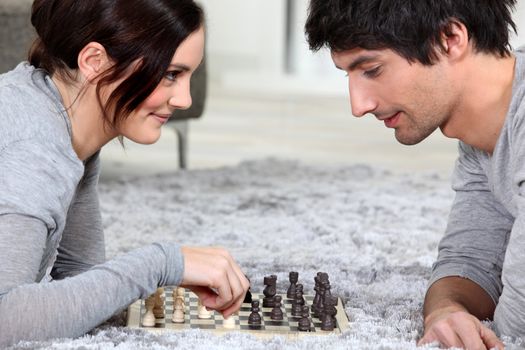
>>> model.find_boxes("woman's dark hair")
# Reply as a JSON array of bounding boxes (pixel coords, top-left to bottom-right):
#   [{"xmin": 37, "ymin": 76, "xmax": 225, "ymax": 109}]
[
  {"xmin": 305, "ymin": 0, "xmax": 517, "ymax": 65},
  {"xmin": 29, "ymin": 0, "xmax": 204, "ymax": 128}
]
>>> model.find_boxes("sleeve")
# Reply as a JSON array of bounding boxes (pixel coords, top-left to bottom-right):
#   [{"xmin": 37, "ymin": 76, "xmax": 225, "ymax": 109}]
[
  {"xmin": 428, "ymin": 142, "xmax": 513, "ymax": 304},
  {"xmin": 0, "ymin": 143, "xmax": 185, "ymax": 347},
  {"xmin": 0, "ymin": 232, "xmax": 184, "ymax": 348},
  {"xmin": 52, "ymin": 152, "xmax": 106, "ymax": 280}
]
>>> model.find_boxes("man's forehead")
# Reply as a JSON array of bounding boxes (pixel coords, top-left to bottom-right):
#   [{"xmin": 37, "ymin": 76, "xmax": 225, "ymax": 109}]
[{"xmin": 331, "ymin": 48, "xmax": 389, "ymax": 70}]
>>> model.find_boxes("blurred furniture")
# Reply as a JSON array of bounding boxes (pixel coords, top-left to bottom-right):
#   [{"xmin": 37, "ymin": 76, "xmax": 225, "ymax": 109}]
[
  {"xmin": 0, "ymin": 0, "xmax": 35, "ymax": 73},
  {"xmin": 0, "ymin": 0, "xmax": 206, "ymax": 169},
  {"xmin": 169, "ymin": 58, "xmax": 207, "ymax": 169}
]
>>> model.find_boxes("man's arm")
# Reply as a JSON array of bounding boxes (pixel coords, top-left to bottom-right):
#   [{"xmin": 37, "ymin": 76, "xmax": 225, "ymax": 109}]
[
  {"xmin": 420, "ymin": 277, "xmax": 503, "ymax": 349},
  {"xmin": 423, "ymin": 276, "xmax": 495, "ymax": 324},
  {"xmin": 419, "ymin": 142, "xmax": 512, "ymax": 349}
]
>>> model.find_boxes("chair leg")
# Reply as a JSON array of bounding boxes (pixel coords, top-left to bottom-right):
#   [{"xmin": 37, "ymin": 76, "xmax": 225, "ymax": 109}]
[{"xmin": 172, "ymin": 120, "xmax": 189, "ymax": 169}]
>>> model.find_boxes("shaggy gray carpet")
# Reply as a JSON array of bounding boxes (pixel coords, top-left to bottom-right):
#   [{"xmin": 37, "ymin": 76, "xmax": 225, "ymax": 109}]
[{"xmin": 9, "ymin": 159, "xmax": 525, "ymax": 349}]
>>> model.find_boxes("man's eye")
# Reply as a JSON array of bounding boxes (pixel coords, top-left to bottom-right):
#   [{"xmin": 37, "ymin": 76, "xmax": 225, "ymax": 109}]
[
  {"xmin": 165, "ymin": 70, "xmax": 182, "ymax": 81},
  {"xmin": 363, "ymin": 67, "xmax": 381, "ymax": 78}
]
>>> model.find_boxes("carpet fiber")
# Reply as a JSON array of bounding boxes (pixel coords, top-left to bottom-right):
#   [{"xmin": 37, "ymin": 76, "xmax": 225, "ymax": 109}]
[{"xmin": 9, "ymin": 159, "xmax": 525, "ymax": 349}]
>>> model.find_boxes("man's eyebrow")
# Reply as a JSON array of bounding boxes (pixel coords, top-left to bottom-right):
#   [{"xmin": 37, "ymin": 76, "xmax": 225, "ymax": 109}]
[
  {"xmin": 335, "ymin": 55, "xmax": 380, "ymax": 71},
  {"xmin": 168, "ymin": 64, "xmax": 191, "ymax": 71}
]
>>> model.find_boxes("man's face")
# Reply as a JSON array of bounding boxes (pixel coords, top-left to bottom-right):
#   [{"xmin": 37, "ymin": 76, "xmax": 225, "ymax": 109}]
[{"xmin": 331, "ymin": 48, "xmax": 456, "ymax": 145}]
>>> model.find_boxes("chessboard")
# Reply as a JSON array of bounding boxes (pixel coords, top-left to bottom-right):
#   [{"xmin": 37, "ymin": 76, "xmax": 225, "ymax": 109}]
[{"xmin": 126, "ymin": 287, "xmax": 350, "ymax": 339}]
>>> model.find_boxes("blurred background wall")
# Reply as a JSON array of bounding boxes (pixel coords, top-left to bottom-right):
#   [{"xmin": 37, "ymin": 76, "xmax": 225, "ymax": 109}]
[{"xmin": 199, "ymin": 0, "xmax": 525, "ymax": 99}]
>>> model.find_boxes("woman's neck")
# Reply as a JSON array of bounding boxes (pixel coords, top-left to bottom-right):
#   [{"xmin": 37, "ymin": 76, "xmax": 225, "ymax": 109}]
[{"xmin": 51, "ymin": 74, "xmax": 117, "ymax": 161}]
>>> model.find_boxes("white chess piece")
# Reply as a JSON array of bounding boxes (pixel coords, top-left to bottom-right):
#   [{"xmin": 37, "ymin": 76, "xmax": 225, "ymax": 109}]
[
  {"xmin": 142, "ymin": 295, "xmax": 156, "ymax": 327},
  {"xmin": 222, "ymin": 314, "xmax": 236, "ymax": 329},
  {"xmin": 153, "ymin": 288, "xmax": 165, "ymax": 319},
  {"xmin": 197, "ymin": 299, "xmax": 212, "ymax": 319},
  {"xmin": 172, "ymin": 297, "xmax": 185, "ymax": 323},
  {"xmin": 176, "ymin": 287, "xmax": 186, "ymax": 308}
]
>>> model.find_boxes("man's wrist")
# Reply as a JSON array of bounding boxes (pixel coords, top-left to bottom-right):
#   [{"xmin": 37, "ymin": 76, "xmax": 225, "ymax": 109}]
[{"xmin": 424, "ymin": 302, "xmax": 469, "ymax": 328}]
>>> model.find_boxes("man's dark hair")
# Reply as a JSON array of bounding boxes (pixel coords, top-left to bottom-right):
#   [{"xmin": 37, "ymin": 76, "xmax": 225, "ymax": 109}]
[
  {"xmin": 305, "ymin": 0, "xmax": 518, "ymax": 65},
  {"xmin": 29, "ymin": 0, "xmax": 204, "ymax": 129}
]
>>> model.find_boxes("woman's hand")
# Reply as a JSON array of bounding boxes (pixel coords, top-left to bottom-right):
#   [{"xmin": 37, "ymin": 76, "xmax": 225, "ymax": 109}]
[{"xmin": 180, "ymin": 246, "xmax": 250, "ymax": 318}]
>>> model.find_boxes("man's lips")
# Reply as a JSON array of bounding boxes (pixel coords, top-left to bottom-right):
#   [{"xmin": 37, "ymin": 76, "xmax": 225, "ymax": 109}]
[{"xmin": 378, "ymin": 112, "xmax": 401, "ymax": 128}]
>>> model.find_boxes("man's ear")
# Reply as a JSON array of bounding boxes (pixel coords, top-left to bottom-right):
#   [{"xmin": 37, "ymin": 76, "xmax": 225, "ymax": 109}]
[
  {"xmin": 440, "ymin": 20, "xmax": 470, "ymax": 62},
  {"xmin": 77, "ymin": 42, "xmax": 110, "ymax": 82}
]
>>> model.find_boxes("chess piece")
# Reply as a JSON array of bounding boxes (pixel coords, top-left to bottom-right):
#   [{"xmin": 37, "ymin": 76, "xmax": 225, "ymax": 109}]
[
  {"xmin": 291, "ymin": 286, "xmax": 305, "ymax": 317},
  {"xmin": 320, "ymin": 296, "xmax": 338, "ymax": 331},
  {"xmin": 262, "ymin": 275, "xmax": 277, "ymax": 307},
  {"xmin": 287, "ymin": 271, "xmax": 299, "ymax": 299},
  {"xmin": 248, "ymin": 300, "xmax": 262, "ymax": 325},
  {"xmin": 270, "ymin": 295, "xmax": 283, "ymax": 321},
  {"xmin": 142, "ymin": 294, "xmax": 156, "ymax": 327},
  {"xmin": 153, "ymin": 288, "xmax": 165, "ymax": 319},
  {"xmin": 243, "ymin": 275, "xmax": 253, "ymax": 303},
  {"xmin": 172, "ymin": 297, "xmax": 185, "ymax": 323},
  {"xmin": 198, "ymin": 299, "xmax": 212, "ymax": 319},
  {"xmin": 298, "ymin": 305, "xmax": 311, "ymax": 331},
  {"xmin": 223, "ymin": 314, "xmax": 236, "ymax": 329},
  {"xmin": 175, "ymin": 287, "xmax": 186, "ymax": 308},
  {"xmin": 311, "ymin": 274, "xmax": 322, "ymax": 317}
]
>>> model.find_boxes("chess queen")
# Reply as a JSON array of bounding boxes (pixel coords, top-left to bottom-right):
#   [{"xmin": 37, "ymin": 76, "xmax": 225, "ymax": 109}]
[{"xmin": 0, "ymin": 0, "xmax": 249, "ymax": 347}]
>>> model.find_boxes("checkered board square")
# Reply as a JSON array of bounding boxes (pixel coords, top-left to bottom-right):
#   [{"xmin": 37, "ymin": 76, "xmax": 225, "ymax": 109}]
[{"xmin": 126, "ymin": 287, "xmax": 350, "ymax": 339}]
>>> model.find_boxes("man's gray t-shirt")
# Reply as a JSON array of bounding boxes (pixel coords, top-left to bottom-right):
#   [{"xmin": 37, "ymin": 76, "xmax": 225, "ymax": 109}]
[
  {"xmin": 429, "ymin": 47, "xmax": 525, "ymax": 337},
  {"xmin": 0, "ymin": 63, "xmax": 184, "ymax": 347}
]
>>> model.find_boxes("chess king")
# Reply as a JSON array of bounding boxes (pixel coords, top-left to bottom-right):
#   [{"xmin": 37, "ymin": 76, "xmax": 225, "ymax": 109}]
[
  {"xmin": 0, "ymin": 0, "xmax": 250, "ymax": 347},
  {"xmin": 305, "ymin": 0, "xmax": 523, "ymax": 349}
]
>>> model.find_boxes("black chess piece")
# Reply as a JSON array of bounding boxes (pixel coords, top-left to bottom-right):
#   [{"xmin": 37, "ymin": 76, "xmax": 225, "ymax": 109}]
[
  {"xmin": 270, "ymin": 295, "xmax": 283, "ymax": 321},
  {"xmin": 291, "ymin": 285, "xmax": 304, "ymax": 317},
  {"xmin": 320, "ymin": 296, "xmax": 337, "ymax": 331},
  {"xmin": 298, "ymin": 305, "xmax": 311, "ymax": 331},
  {"xmin": 311, "ymin": 274, "xmax": 322, "ymax": 316},
  {"xmin": 243, "ymin": 275, "xmax": 253, "ymax": 303},
  {"xmin": 287, "ymin": 271, "xmax": 298, "ymax": 299},
  {"xmin": 248, "ymin": 300, "xmax": 262, "ymax": 325},
  {"xmin": 262, "ymin": 275, "xmax": 277, "ymax": 307}
]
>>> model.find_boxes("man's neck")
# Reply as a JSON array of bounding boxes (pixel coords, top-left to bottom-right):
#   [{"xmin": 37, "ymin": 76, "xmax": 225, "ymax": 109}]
[{"xmin": 440, "ymin": 53, "xmax": 516, "ymax": 154}]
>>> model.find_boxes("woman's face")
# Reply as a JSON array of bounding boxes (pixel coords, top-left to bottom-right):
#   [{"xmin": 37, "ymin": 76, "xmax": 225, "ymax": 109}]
[{"xmin": 117, "ymin": 26, "xmax": 205, "ymax": 144}]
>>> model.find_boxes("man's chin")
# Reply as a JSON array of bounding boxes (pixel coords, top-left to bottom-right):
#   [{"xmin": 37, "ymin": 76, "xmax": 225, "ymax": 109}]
[{"xmin": 394, "ymin": 131, "xmax": 428, "ymax": 146}]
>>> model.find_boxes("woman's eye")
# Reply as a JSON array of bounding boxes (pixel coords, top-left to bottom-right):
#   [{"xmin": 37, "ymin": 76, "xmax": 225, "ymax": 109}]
[{"xmin": 165, "ymin": 70, "xmax": 182, "ymax": 81}]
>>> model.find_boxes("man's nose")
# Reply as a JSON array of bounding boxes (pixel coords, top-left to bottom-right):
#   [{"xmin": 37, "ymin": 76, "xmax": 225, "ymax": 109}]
[{"xmin": 349, "ymin": 82, "xmax": 377, "ymax": 117}]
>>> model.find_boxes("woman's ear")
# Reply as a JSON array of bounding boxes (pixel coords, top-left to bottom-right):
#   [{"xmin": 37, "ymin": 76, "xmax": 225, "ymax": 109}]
[{"xmin": 77, "ymin": 42, "xmax": 110, "ymax": 82}]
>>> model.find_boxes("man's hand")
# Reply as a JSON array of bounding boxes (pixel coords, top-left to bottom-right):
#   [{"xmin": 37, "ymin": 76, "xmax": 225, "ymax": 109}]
[
  {"xmin": 180, "ymin": 246, "xmax": 250, "ymax": 318},
  {"xmin": 418, "ymin": 306, "xmax": 504, "ymax": 350}
]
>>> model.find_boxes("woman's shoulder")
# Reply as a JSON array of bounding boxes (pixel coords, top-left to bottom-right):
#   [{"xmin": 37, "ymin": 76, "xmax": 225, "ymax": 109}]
[{"xmin": 0, "ymin": 63, "xmax": 72, "ymax": 151}]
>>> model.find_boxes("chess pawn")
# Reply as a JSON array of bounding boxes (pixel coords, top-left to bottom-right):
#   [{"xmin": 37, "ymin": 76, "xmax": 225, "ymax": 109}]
[
  {"xmin": 198, "ymin": 299, "xmax": 212, "ymax": 319},
  {"xmin": 223, "ymin": 313, "xmax": 236, "ymax": 329},
  {"xmin": 298, "ymin": 305, "xmax": 311, "ymax": 331},
  {"xmin": 248, "ymin": 300, "xmax": 262, "ymax": 325},
  {"xmin": 142, "ymin": 294, "xmax": 156, "ymax": 327},
  {"xmin": 172, "ymin": 297, "xmax": 185, "ymax": 323},
  {"xmin": 287, "ymin": 271, "xmax": 299, "ymax": 299},
  {"xmin": 270, "ymin": 295, "xmax": 283, "ymax": 321},
  {"xmin": 153, "ymin": 288, "xmax": 165, "ymax": 319}
]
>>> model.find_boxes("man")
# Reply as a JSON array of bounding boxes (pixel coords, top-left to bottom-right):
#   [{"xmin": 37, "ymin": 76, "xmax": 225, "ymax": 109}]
[{"xmin": 305, "ymin": 1, "xmax": 523, "ymax": 349}]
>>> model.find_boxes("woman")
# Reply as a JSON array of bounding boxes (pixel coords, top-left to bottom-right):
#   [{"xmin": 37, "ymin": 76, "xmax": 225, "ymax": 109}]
[{"xmin": 0, "ymin": 0, "xmax": 249, "ymax": 347}]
